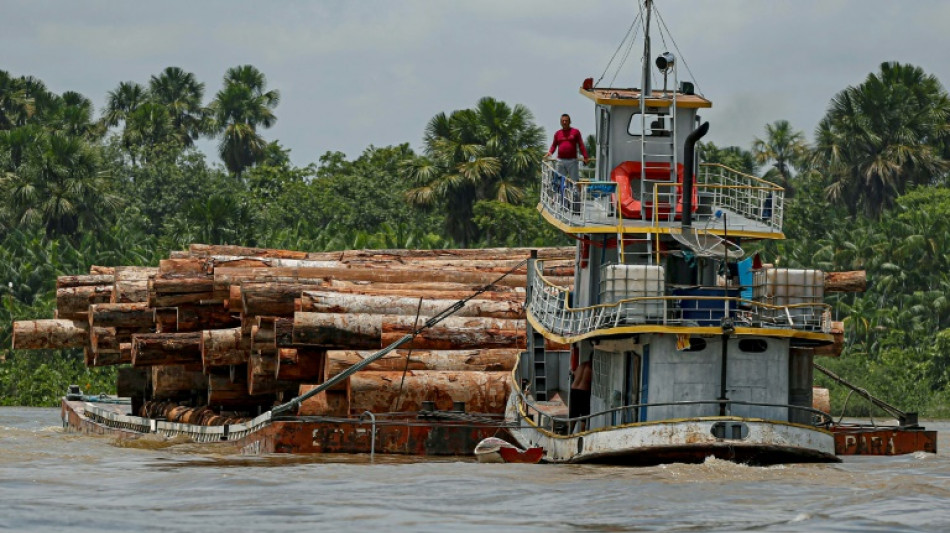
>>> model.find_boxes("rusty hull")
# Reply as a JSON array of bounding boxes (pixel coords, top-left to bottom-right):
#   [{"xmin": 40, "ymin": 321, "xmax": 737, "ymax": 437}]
[
  {"xmin": 832, "ymin": 426, "xmax": 938, "ymax": 455},
  {"xmin": 242, "ymin": 417, "xmax": 501, "ymax": 455},
  {"xmin": 62, "ymin": 398, "xmax": 500, "ymax": 457}
]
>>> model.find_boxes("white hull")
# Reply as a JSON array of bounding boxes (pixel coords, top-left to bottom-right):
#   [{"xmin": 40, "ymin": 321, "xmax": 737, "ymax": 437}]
[{"xmin": 506, "ymin": 395, "xmax": 838, "ymax": 465}]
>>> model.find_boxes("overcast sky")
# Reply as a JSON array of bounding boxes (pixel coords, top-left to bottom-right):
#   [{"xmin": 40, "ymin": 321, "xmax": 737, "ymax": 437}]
[{"xmin": 3, "ymin": 1, "xmax": 949, "ymax": 170}]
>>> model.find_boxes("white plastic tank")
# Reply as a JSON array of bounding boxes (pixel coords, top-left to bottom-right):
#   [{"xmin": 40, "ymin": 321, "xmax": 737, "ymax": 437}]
[
  {"xmin": 753, "ymin": 268, "xmax": 824, "ymax": 326},
  {"xmin": 600, "ymin": 264, "xmax": 665, "ymax": 322}
]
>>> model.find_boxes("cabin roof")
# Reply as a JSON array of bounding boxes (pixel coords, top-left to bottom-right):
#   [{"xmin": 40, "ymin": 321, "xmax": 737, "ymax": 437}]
[{"xmin": 580, "ymin": 87, "xmax": 713, "ymax": 108}]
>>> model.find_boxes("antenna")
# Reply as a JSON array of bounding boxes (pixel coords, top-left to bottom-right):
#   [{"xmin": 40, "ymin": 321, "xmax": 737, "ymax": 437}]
[{"xmin": 642, "ymin": 0, "xmax": 653, "ymax": 96}]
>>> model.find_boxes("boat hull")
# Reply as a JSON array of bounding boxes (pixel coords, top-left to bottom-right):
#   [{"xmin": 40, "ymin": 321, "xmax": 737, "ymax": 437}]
[
  {"xmin": 507, "ymin": 398, "xmax": 839, "ymax": 465},
  {"xmin": 62, "ymin": 399, "xmax": 502, "ymax": 457}
]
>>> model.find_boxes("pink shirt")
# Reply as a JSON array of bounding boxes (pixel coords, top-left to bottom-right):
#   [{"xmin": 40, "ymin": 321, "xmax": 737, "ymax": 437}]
[{"xmin": 550, "ymin": 128, "xmax": 589, "ymax": 160}]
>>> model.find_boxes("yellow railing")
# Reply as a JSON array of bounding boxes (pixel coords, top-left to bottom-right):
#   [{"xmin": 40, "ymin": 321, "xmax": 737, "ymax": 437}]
[
  {"xmin": 528, "ymin": 261, "xmax": 830, "ymax": 339},
  {"xmin": 538, "ymin": 160, "xmax": 785, "ymax": 233}
]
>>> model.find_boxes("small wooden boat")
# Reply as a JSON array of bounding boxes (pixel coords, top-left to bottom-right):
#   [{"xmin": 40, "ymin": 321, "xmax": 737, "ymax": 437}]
[{"xmin": 474, "ymin": 437, "xmax": 543, "ymax": 464}]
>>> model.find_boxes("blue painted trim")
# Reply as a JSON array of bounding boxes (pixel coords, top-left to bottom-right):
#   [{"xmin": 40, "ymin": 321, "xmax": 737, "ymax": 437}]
[{"xmin": 640, "ymin": 344, "xmax": 650, "ymax": 422}]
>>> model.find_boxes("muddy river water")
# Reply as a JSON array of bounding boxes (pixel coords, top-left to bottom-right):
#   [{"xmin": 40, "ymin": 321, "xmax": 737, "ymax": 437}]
[{"xmin": 1, "ymin": 407, "xmax": 948, "ymax": 532}]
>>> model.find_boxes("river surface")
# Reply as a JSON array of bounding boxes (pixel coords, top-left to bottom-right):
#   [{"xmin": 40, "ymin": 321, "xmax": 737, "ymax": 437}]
[{"xmin": 1, "ymin": 407, "xmax": 948, "ymax": 532}]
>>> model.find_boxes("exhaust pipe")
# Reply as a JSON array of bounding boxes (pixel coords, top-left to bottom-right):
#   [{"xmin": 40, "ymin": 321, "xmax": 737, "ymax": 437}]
[{"xmin": 682, "ymin": 121, "xmax": 710, "ymax": 228}]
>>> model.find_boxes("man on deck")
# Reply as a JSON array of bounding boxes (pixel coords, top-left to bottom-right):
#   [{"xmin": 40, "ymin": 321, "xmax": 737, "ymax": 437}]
[{"xmin": 546, "ymin": 113, "xmax": 590, "ymax": 180}]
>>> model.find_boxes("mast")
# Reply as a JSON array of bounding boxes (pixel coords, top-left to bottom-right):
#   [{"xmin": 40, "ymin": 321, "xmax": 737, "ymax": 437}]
[{"xmin": 641, "ymin": 0, "xmax": 653, "ymax": 96}]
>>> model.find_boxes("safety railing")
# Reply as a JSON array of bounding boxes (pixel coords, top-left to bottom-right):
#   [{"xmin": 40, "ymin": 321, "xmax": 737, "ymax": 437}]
[
  {"xmin": 697, "ymin": 163, "xmax": 785, "ymax": 232},
  {"xmin": 540, "ymin": 159, "xmax": 618, "ymax": 227},
  {"xmin": 528, "ymin": 261, "xmax": 831, "ymax": 339},
  {"xmin": 516, "ymin": 387, "xmax": 834, "ymax": 436},
  {"xmin": 84, "ymin": 404, "xmax": 273, "ymax": 443},
  {"xmin": 539, "ymin": 160, "xmax": 785, "ymax": 234}
]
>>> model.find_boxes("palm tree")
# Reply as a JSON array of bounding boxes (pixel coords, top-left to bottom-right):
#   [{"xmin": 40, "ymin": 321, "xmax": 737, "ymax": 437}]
[
  {"xmin": 0, "ymin": 131, "xmax": 117, "ymax": 237},
  {"xmin": 751, "ymin": 120, "xmax": 807, "ymax": 194},
  {"xmin": 812, "ymin": 62, "xmax": 950, "ymax": 218},
  {"xmin": 0, "ymin": 70, "xmax": 32, "ymax": 130},
  {"xmin": 401, "ymin": 97, "xmax": 544, "ymax": 246},
  {"xmin": 148, "ymin": 67, "xmax": 209, "ymax": 147},
  {"xmin": 210, "ymin": 65, "xmax": 280, "ymax": 176}
]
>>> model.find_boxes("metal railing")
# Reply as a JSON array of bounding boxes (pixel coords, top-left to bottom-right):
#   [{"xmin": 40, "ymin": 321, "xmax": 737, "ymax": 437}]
[
  {"xmin": 540, "ymin": 159, "xmax": 617, "ymax": 227},
  {"xmin": 528, "ymin": 262, "xmax": 831, "ymax": 339},
  {"xmin": 697, "ymin": 163, "xmax": 785, "ymax": 231},
  {"xmin": 515, "ymin": 384, "xmax": 834, "ymax": 436},
  {"xmin": 538, "ymin": 160, "xmax": 785, "ymax": 233},
  {"xmin": 84, "ymin": 404, "xmax": 273, "ymax": 443}
]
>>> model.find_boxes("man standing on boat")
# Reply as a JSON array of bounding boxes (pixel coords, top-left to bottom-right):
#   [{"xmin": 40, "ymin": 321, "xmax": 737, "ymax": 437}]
[{"xmin": 546, "ymin": 114, "xmax": 590, "ymax": 180}]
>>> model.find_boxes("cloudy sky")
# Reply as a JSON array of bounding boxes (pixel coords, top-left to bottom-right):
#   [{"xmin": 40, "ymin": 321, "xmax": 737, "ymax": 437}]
[{"xmin": 3, "ymin": 1, "xmax": 949, "ymax": 169}]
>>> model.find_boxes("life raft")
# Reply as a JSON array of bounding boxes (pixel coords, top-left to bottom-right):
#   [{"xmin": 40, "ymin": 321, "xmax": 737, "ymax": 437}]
[{"xmin": 610, "ymin": 161, "xmax": 697, "ymax": 220}]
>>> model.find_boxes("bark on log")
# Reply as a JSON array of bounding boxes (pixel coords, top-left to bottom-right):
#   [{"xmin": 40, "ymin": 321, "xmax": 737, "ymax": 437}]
[
  {"xmin": 241, "ymin": 282, "xmax": 324, "ymax": 317},
  {"xmin": 56, "ymin": 285, "xmax": 114, "ymax": 319},
  {"xmin": 275, "ymin": 348, "xmax": 325, "ymax": 381},
  {"xmin": 326, "ymin": 349, "xmax": 520, "ymax": 376},
  {"xmin": 349, "ymin": 370, "xmax": 511, "ymax": 414},
  {"xmin": 214, "ymin": 266, "xmax": 565, "ymax": 292},
  {"xmin": 292, "ymin": 312, "xmax": 384, "ymax": 348},
  {"xmin": 56, "ymin": 274, "xmax": 115, "ymax": 289},
  {"xmin": 247, "ymin": 352, "xmax": 295, "ymax": 396},
  {"xmin": 12, "ymin": 319, "xmax": 87, "ymax": 349},
  {"xmin": 298, "ymin": 291, "xmax": 524, "ymax": 319},
  {"xmin": 824, "ymin": 271, "xmax": 867, "ymax": 293},
  {"xmin": 292, "ymin": 313, "xmax": 526, "ymax": 349},
  {"xmin": 200, "ymin": 327, "xmax": 249, "ymax": 370},
  {"xmin": 170, "ymin": 304, "xmax": 239, "ymax": 332},
  {"xmin": 189, "ymin": 243, "xmax": 312, "ymax": 259},
  {"xmin": 112, "ymin": 266, "xmax": 157, "ymax": 303},
  {"xmin": 296, "ymin": 384, "xmax": 351, "ymax": 417},
  {"xmin": 89, "ymin": 266, "xmax": 115, "ymax": 275},
  {"xmin": 132, "ymin": 332, "xmax": 202, "ymax": 367},
  {"xmin": 151, "ymin": 364, "xmax": 206, "ymax": 400},
  {"xmin": 89, "ymin": 303, "xmax": 154, "ymax": 329},
  {"xmin": 90, "ymin": 326, "xmax": 119, "ymax": 355}
]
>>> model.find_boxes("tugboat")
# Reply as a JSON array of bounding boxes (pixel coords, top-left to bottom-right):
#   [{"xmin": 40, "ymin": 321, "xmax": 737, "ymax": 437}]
[{"xmin": 506, "ymin": 0, "xmax": 842, "ymax": 465}]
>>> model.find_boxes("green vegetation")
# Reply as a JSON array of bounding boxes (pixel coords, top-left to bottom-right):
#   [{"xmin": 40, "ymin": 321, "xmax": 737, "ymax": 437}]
[{"xmin": 2, "ymin": 61, "xmax": 950, "ymax": 419}]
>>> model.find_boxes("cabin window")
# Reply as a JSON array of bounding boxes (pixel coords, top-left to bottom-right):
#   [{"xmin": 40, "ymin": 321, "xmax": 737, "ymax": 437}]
[
  {"xmin": 627, "ymin": 112, "xmax": 666, "ymax": 136},
  {"xmin": 684, "ymin": 338, "xmax": 706, "ymax": 352},
  {"xmin": 738, "ymin": 338, "xmax": 768, "ymax": 353}
]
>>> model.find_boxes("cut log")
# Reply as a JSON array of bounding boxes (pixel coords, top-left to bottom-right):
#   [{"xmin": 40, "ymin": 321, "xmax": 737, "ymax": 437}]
[
  {"xmin": 56, "ymin": 274, "xmax": 115, "ymax": 289},
  {"xmin": 89, "ymin": 265, "xmax": 115, "ymax": 275},
  {"xmin": 292, "ymin": 313, "xmax": 384, "ymax": 348},
  {"xmin": 792, "ymin": 321, "xmax": 845, "ymax": 358},
  {"xmin": 325, "ymin": 349, "xmax": 520, "ymax": 376},
  {"xmin": 299, "ymin": 291, "xmax": 524, "ymax": 319},
  {"xmin": 12, "ymin": 319, "xmax": 87, "ymax": 349},
  {"xmin": 56, "ymin": 285, "xmax": 114, "ymax": 319},
  {"xmin": 275, "ymin": 348, "xmax": 325, "ymax": 381},
  {"xmin": 151, "ymin": 364, "xmax": 206, "ymax": 400},
  {"xmin": 241, "ymin": 282, "xmax": 325, "ymax": 317},
  {"xmin": 172, "ymin": 304, "xmax": 238, "ymax": 332},
  {"xmin": 90, "ymin": 326, "xmax": 120, "ymax": 354},
  {"xmin": 296, "ymin": 383, "xmax": 351, "ymax": 417},
  {"xmin": 214, "ymin": 266, "xmax": 564, "ymax": 293},
  {"xmin": 89, "ymin": 303, "xmax": 154, "ymax": 329},
  {"xmin": 380, "ymin": 316, "xmax": 526, "ymax": 350},
  {"xmin": 131, "ymin": 332, "xmax": 202, "ymax": 367},
  {"xmin": 112, "ymin": 266, "xmax": 157, "ymax": 303},
  {"xmin": 824, "ymin": 271, "xmax": 867, "ymax": 293},
  {"xmin": 200, "ymin": 327, "xmax": 248, "ymax": 370},
  {"xmin": 247, "ymin": 352, "xmax": 295, "ymax": 396},
  {"xmin": 189, "ymin": 243, "xmax": 312, "ymax": 259},
  {"xmin": 292, "ymin": 313, "xmax": 525, "ymax": 349},
  {"xmin": 349, "ymin": 370, "xmax": 511, "ymax": 414}
]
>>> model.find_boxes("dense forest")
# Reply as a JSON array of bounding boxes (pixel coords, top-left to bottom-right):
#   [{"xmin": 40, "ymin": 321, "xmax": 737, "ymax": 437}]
[{"xmin": 1, "ymin": 62, "xmax": 949, "ymax": 417}]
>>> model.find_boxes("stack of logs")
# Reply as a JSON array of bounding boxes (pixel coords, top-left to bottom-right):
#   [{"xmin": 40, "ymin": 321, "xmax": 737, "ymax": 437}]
[{"xmin": 13, "ymin": 244, "xmax": 575, "ymax": 422}]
